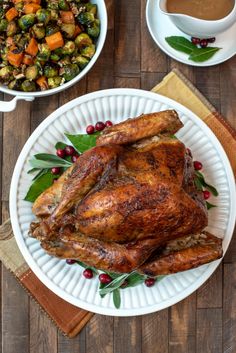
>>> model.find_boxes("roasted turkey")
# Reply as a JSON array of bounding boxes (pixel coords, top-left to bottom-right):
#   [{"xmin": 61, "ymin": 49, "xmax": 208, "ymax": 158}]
[{"xmin": 30, "ymin": 110, "xmax": 223, "ymax": 274}]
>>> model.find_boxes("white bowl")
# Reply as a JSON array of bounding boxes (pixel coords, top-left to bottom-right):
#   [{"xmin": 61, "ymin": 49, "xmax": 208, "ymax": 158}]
[
  {"xmin": 9, "ymin": 88, "xmax": 236, "ymax": 316},
  {"xmin": 0, "ymin": 0, "xmax": 107, "ymax": 112}
]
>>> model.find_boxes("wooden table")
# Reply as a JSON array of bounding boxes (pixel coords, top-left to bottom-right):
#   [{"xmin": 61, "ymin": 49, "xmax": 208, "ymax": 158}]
[{"xmin": 1, "ymin": 1, "xmax": 236, "ymax": 352}]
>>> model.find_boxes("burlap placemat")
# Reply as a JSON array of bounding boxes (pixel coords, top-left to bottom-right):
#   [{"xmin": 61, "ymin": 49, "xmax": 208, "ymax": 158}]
[{"xmin": 0, "ymin": 68, "xmax": 235, "ymax": 337}]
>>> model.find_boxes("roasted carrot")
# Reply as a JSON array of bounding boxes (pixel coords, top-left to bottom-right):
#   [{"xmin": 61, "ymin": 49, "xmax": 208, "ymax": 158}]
[
  {"xmin": 73, "ymin": 25, "xmax": 82, "ymax": 37},
  {"xmin": 45, "ymin": 32, "xmax": 64, "ymax": 50},
  {"xmin": 25, "ymin": 37, "xmax": 38, "ymax": 56},
  {"xmin": 23, "ymin": 3, "xmax": 41, "ymax": 13},
  {"xmin": 36, "ymin": 76, "xmax": 48, "ymax": 90},
  {"xmin": 23, "ymin": 54, "xmax": 34, "ymax": 65},
  {"xmin": 60, "ymin": 11, "xmax": 75, "ymax": 24},
  {"xmin": 7, "ymin": 49, "xmax": 24, "ymax": 67},
  {"xmin": 5, "ymin": 7, "xmax": 18, "ymax": 21}
]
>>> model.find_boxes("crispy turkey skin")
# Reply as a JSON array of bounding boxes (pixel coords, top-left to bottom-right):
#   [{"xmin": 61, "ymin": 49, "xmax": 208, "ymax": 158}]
[{"xmin": 30, "ymin": 110, "xmax": 222, "ymax": 274}]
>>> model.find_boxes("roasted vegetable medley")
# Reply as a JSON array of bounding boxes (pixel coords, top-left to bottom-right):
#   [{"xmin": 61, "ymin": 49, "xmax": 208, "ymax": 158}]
[{"xmin": 0, "ymin": 0, "xmax": 100, "ymax": 91}]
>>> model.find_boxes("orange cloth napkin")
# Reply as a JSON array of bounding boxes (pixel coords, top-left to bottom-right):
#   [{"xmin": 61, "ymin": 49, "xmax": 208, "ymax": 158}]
[{"xmin": 0, "ymin": 68, "xmax": 235, "ymax": 337}]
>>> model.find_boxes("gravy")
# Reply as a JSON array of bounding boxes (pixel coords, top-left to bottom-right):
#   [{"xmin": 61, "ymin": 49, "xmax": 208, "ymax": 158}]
[{"xmin": 166, "ymin": 0, "xmax": 235, "ymax": 20}]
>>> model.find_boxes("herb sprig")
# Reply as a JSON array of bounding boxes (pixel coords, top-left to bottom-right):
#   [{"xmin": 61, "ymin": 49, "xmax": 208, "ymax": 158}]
[{"xmin": 165, "ymin": 36, "xmax": 221, "ymax": 62}]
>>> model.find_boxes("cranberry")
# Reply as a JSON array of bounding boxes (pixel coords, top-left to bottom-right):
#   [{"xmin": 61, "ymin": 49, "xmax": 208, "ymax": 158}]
[
  {"xmin": 99, "ymin": 273, "xmax": 112, "ymax": 284},
  {"xmin": 144, "ymin": 278, "xmax": 156, "ymax": 287},
  {"xmin": 193, "ymin": 161, "xmax": 203, "ymax": 170},
  {"xmin": 186, "ymin": 148, "xmax": 192, "ymax": 157},
  {"xmin": 83, "ymin": 268, "xmax": 93, "ymax": 279},
  {"xmin": 86, "ymin": 125, "xmax": 95, "ymax": 134},
  {"xmin": 200, "ymin": 39, "xmax": 208, "ymax": 48},
  {"xmin": 207, "ymin": 37, "xmax": 216, "ymax": 43},
  {"xmin": 203, "ymin": 190, "xmax": 211, "ymax": 200},
  {"xmin": 95, "ymin": 121, "xmax": 105, "ymax": 131},
  {"xmin": 64, "ymin": 145, "xmax": 76, "ymax": 156},
  {"xmin": 51, "ymin": 167, "xmax": 61, "ymax": 175},
  {"xmin": 66, "ymin": 259, "xmax": 76, "ymax": 265},
  {"xmin": 105, "ymin": 120, "xmax": 113, "ymax": 127},
  {"xmin": 71, "ymin": 154, "xmax": 80, "ymax": 163},
  {"xmin": 56, "ymin": 148, "xmax": 66, "ymax": 158},
  {"xmin": 191, "ymin": 37, "xmax": 201, "ymax": 45}
]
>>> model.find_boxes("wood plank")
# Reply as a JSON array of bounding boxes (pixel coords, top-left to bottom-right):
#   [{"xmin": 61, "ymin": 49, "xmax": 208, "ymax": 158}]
[
  {"xmin": 1, "ymin": 202, "xmax": 29, "ymax": 353},
  {"xmin": 140, "ymin": 0, "xmax": 167, "ymax": 72},
  {"xmin": 114, "ymin": 77, "xmax": 140, "ymax": 89},
  {"xmin": 169, "ymin": 293, "xmax": 196, "ymax": 353},
  {"xmin": 223, "ymin": 263, "xmax": 236, "ymax": 353},
  {"xmin": 141, "ymin": 72, "xmax": 167, "ymax": 91},
  {"xmin": 59, "ymin": 78, "xmax": 87, "ymax": 106},
  {"xmin": 86, "ymin": 315, "xmax": 113, "ymax": 353},
  {"xmin": 30, "ymin": 95, "xmax": 59, "ymax": 132},
  {"xmin": 197, "ymin": 264, "xmax": 222, "ymax": 308},
  {"xmin": 114, "ymin": 0, "xmax": 141, "ymax": 75},
  {"xmin": 58, "ymin": 328, "xmax": 86, "ymax": 353},
  {"xmin": 196, "ymin": 308, "xmax": 222, "ymax": 353},
  {"xmin": 142, "ymin": 310, "xmax": 169, "ymax": 353},
  {"xmin": 169, "ymin": 59, "xmax": 195, "ymax": 83},
  {"xmin": 194, "ymin": 66, "xmax": 221, "ymax": 111},
  {"xmin": 29, "ymin": 299, "xmax": 57, "ymax": 353},
  {"xmin": 114, "ymin": 317, "xmax": 141, "ymax": 353}
]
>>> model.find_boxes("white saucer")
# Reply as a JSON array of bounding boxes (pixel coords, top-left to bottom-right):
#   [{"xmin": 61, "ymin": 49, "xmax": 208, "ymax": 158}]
[{"xmin": 146, "ymin": 0, "xmax": 236, "ymax": 67}]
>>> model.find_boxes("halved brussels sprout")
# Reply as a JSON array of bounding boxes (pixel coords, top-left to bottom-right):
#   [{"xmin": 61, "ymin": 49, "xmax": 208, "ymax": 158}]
[
  {"xmin": 77, "ymin": 11, "xmax": 94, "ymax": 25},
  {"xmin": 25, "ymin": 65, "xmax": 39, "ymax": 80},
  {"xmin": 60, "ymin": 23, "xmax": 75, "ymax": 38},
  {"xmin": 36, "ymin": 9, "xmax": 51, "ymax": 25},
  {"xmin": 72, "ymin": 54, "xmax": 89, "ymax": 69},
  {"xmin": 21, "ymin": 79, "xmax": 36, "ymax": 91},
  {"xmin": 61, "ymin": 63, "xmax": 79, "ymax": 81},
  {"xmin": 32, "ymin": 24, "xmax": 45, "ymax": 39},
  {"xmin": 37, "ymin": 43, "xmax": 51, "ymax": 61},
  {"xmin": 75, "ymin": 33, "xmax": 92, "ymax": 48},
  {"xmin": 48, "ymin": 76, "xmax": 62, "ymax": 88},
  {"xmin": 46, "ymin": 23, "xmax": 60, "ymax": 36},
  {"xmin": 8, "ymin": 79, "xmax": 23, "ymax": 90},
  {"xmin": 87, "ymin": 19, "xmax": 100, "ymax": 38},
  {"xmin": 0, "ymin": 66, "xmax": 13, "ymax": 81},
  {"xmin": 0, "ymin": 19, "xmax": 8, "ymax": 32},
  {"xmin": 80, "ymin": 44, "xmax": 95, "ymax": 58},
  {"xmin": 62, "ymin": 41, "xmax": 75, "ymax": 55},
  {"xmin": 7, "ymin": 21, "xmax": 18, "ymax": 37},
  {"xmin": 18, "ymin": 14, "xmax": 35, "ymax": 31},
  {"xmin": 44, "ymin": 63, "xmax": 59, "ymax": 78}
]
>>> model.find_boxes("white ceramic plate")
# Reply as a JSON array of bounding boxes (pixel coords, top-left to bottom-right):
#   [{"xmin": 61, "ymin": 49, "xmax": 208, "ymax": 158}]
[
  {"xmin": 10, "ymin": 88, "xmax": 236, "ymax": 316},
  {"xmin": 146, "ymin": 0, "xmax": 236, "ymax": 67}
]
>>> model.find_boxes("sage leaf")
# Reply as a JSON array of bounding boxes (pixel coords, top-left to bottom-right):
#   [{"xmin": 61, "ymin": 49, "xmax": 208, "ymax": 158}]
[
  {"xmin": 24, "ymin": 171, "xmax": 57, "ymax": 202},
  {"xmin": 29, "ymin": 155, "xmax": 72, "ymax": 169},
  {"xmin": 55, "ymin": 141, "xmax": 67, "ymax": 150},
  {"xmin": 113, "ymin": 289, "xmax": 121, "ymax": 309},
  {"xmin": 65, "ymin": 132, "xmax": 100, "ymax": 153},
  {"xmin": 195, "ymin": 171, "xmax": 219, "ymax": 196},
  {"xmin": 99, "ymin": 273, "xmax": 130, "ymax": 296},
  {"xmin": 165, "ymin": 36, "xmax": 196, "ymax": 54},
  {"xmin": 189, "ymin": 47, "xmax": 221, "ymax": 62},
  {"xmin": 76, "ymin": 260, "xmax": 99, "ymax": 274},
  {"xmin": 206, "ymin": 201, "xmax": 217, "ymax": 210},
  {"xmin": 32, "ymin": 168, "xmax": 49, "ymax": 181},
  {"xmin": 125, "ymin": 272, "xmax": 145, "ymax": 288}
]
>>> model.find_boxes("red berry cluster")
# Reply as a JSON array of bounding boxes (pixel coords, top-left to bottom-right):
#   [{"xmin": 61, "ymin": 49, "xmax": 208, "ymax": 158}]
[
  {"xmin": 86, "ymin": 120, "xmax": 113, "ymax": 135},
  {"xmin": 51, "ymin": 145, "xmax": 80, "ymax": 177},
  {"xmin": 191, "ymin": 37, "xmax": 216, "ymax": 48},
  {"xmin": 193, "ymin": 159, "xmax": 211, "ymax": 200}
]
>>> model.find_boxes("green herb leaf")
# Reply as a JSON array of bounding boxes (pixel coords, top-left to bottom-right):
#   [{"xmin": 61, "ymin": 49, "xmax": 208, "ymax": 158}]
[
  {"xmin": 165, "ymin": 36, "xmax": 196, "ymax": 54},
  {"xmin": 65, "ymin": 132, "xmax": 100, "ymax": 154},
  {"xmin": 55, "ymin": 141, "xmax": 67, "ymax": 150},
  {"xmin": 189, "ymin": 47, "xmax": 221, "ymax": 62},
  {"xmin": 195, "ymin": 171, "xmax": 219, "ymax": 196},
  {"xmin": 125, "ymin": 272, "xmax": 145, "ymax": 288},
  {"xmin": 99, "ymin": 273, "xmax": 130, "ymax": 296},
  {"xmin": 206, "ymin": 201, "xmax": 217, "ymax": 210},
  {"xmin": 32, "ymin": 168, "xmax": 49, "ymax": 181},
  {"xmin": 194, "ymin": 175, "xmax": 203, "ymax": 191},
  {"xmin": 27, "ymin": 168, "xmax": 40, "ymax": 174},
  {"xmin": 24, "ymin": 171, "xmax": 57, "ymax": 202},
  {"xmin": 113, "ymin": 289, "xmax": 121, "ymax": 309},
  {"xmin": 29, "ymin": 154, "xmax": 72, "ymax": 169},
  {"xmin": 76, "ymin": 260, "xmax": 99, "ymax": 274}
]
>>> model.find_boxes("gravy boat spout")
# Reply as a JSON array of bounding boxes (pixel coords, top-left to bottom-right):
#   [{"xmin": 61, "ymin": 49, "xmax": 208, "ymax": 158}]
[{"xmin": 159, "ymin": 0, "xmax": 236, "ymax": 38}]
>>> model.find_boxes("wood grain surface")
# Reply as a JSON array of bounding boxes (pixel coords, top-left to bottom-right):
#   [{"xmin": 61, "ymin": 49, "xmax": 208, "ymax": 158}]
[{"xmin": 1, "ymin": 1, "xmax": 236, "ymax": 352}]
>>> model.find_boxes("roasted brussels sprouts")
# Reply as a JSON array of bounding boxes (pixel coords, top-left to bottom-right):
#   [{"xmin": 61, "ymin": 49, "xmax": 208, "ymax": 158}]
[
  {"xmin": 48, "ymin": 76, "xmax": 62, "ymax": 88},
  {"xmin": 75, "ymin": 33, "xmax": 92, "ymax": 48},
  {"xmin": 50, "ymin": 52, "xmax": 60, "ymax": 61},
  {"xmin": 18, "ymin": 14, "xmax": 35, "ymax": 31},
  {"xmin": 61, "ymin": 63, "xmax": 79, "ymax": 81},
  {"xmin": 61, "ymin": 23, "xmax": 75, "ymax": 38},
  {"xmin": 47, "ymin": 1, "xmax": 59, "ymax": 10},
  {"xmin": 58, "ymin": 55, "xmax": 71, "ymax": 66},
  {"xmin": 36, "ymin": 9, "xmax": 51, "ymax": 25},
  {"xmin": 7, "ymin": 21, "xmax": 18, "ymax": 37},
  {"xmin": 72, "ymin": 54, "xmax": 89, "ymax": 69},
  {"xmin": 49, "ymin": 9, "xmax": 59, "ymax": 21},
  {"xmin": 77, "ymin": 11, "xmax": 94, "ymax": 25},
  {"xmin": 25, "ymin": 65, "xmax": 39, "ymax": 80},
  {"xmin": 8, "ymin": 79, "xmax": 23, "ymax": 90},
  {"xmin": 87, "ymin": 19, "xmax": 100, "ymax": 38},
  {"xmin": 59, "ymin": 0, "xmax": 70, "ymax": 10},
  {"xmin": 86, "ymin": 3, "xmax": 97, "ymax": 15},
  {"xmin": 45, "ymin": 23, "xmax": 60, "ymax": 36},
  {"xmin": 44, "ymin": 63, "xmax": 59, "ymax": 77},
  {"xmin": 37, "ymin": 43, "xmax": 51, "ymax": 61},
  {"xmin": 0, "ymin": 19, "xmax": 8, "ymax": 32},
  {"xmin": 0, "ymin": 66, "xmax": 13, "ymax": 81},
  {"xmin": 80, "ymin": 44, "xmax": 95, "ymax": 58},
  {"xmin": 15, "ymin": 1, "xmax": 24, "ymax": 11},
  {"xmin": 32, "ymin": 24, "xmax": 46, "ymax": 39},
  {"xmin": 21, "ymin": 79, "xmax": 36, "ymax": 91},
  {"xmin": 62, "ymin": 41, "xmax": 75, "ymax": 55}
]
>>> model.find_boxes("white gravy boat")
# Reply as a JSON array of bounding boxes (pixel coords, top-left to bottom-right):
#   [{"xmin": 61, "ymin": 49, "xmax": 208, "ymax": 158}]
[{"xmin": 159, "ymin": 0, "xmax": 236, "ymax": 38}]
